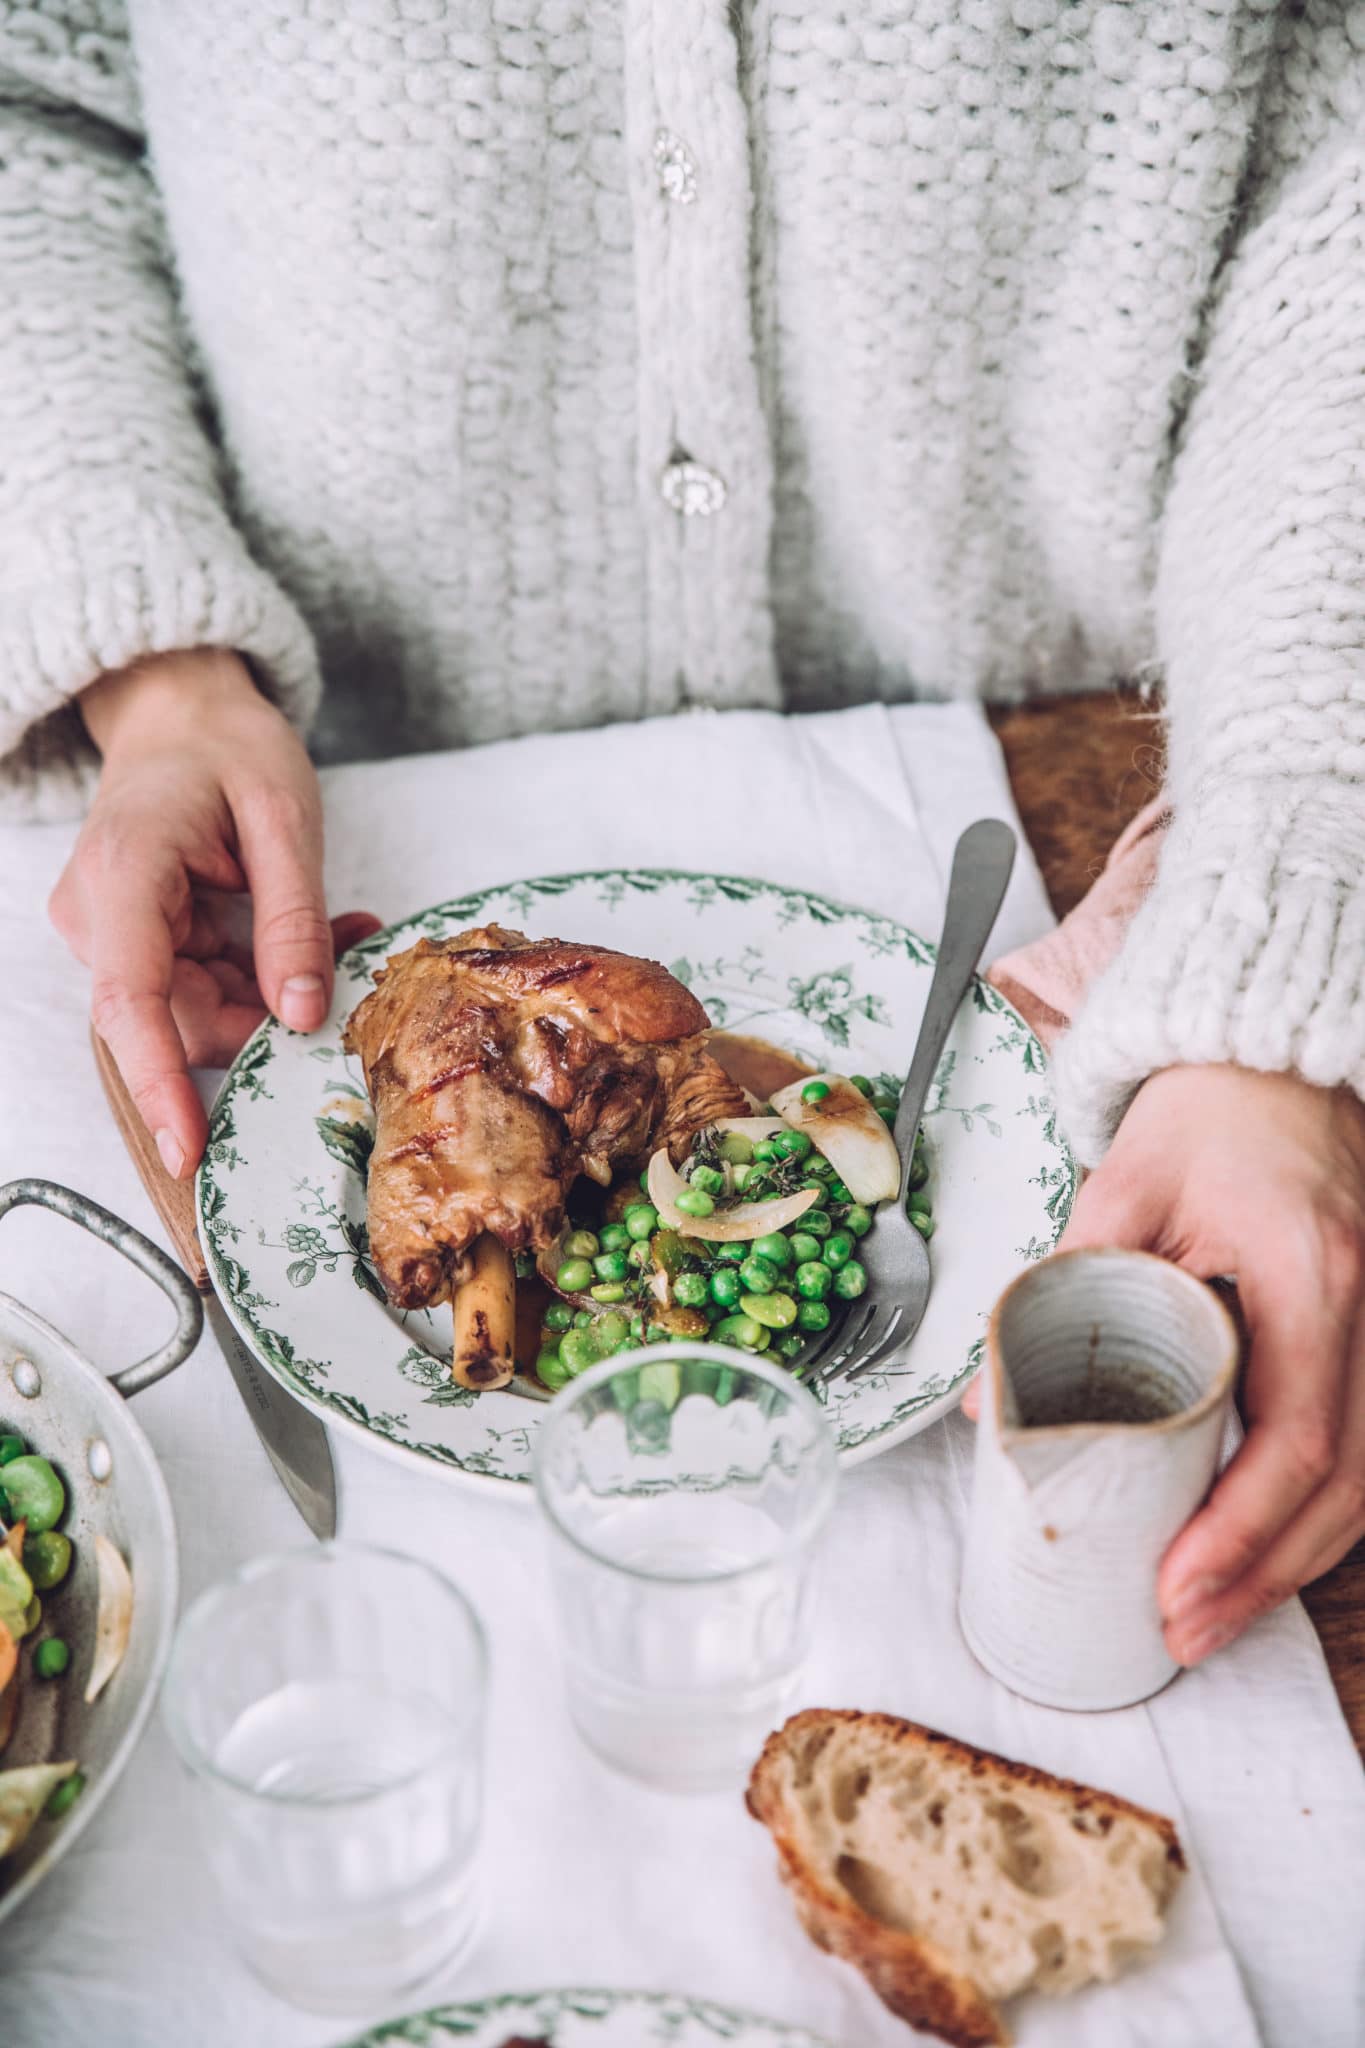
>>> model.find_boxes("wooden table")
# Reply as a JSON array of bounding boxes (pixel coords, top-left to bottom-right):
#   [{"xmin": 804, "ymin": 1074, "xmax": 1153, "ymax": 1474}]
[{"xmin": 989, "ymin": 691, "xmax": 1365, "ymax": 1756}]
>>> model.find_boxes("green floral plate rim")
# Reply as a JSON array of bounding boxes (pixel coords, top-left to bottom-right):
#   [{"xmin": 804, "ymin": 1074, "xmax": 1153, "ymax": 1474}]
[
  {"xmin": 198, "ymin": 868, "xmax": 1076, "ymax": 1491},
  {"xmin": 332, "ymin": 1983, "xmax": 832, "ymax": 2046}
]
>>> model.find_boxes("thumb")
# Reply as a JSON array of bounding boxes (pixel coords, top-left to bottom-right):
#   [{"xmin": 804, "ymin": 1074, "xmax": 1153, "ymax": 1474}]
[
  {"xmin": 1058, "ymin": 1161, "xmax": 1163, "ymax": 1254},
  {"xmin": 236, "ymin": 783, "xmax": 333, "ymax": 1032}
]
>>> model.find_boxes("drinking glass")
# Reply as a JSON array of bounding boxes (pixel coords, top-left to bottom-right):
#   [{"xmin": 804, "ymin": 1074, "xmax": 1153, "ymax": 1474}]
[
  {"xmin": 532, "ymin": 1342, "xmax": 836, "ymax": 1794},
  {"xmin": 161, "ymin": 1542, "xmax": 486, "ymax": 2014}
]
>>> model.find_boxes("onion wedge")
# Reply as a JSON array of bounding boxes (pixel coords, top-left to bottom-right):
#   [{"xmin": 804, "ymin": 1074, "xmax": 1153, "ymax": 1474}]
[
  {"xmin": 84, "ymin": 1535, "xmax": 133, "ymax": 1706},
  {"xmin": 769, "ymin": 1073, "xmax": 901, "ymax": 1204},
  {"xmin": 712, "ymin": 1116, "xmax": 787, "ymax": 1142},
  {"xmin": 647, "ymin": 1149, "xmax": 819, "ymax": 1242}
]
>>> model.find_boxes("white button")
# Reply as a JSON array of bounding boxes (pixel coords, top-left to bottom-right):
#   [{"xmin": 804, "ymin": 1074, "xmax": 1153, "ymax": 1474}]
[
  {"xmin": 660, "ymin": 457, "xmax": 727, "ymax": 517},
  {"xmin": 653, "ymin": 127, "xmax": 699, "ymax": 205}
]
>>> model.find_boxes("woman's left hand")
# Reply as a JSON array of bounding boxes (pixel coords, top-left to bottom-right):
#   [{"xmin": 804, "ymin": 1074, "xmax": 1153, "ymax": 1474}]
[{"xmin": 1054, "ymin": 1064, "xmax": 1365, "ymax": 1664}]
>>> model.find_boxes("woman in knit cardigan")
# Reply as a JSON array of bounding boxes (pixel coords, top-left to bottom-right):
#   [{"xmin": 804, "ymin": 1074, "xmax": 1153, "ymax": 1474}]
[{"xmin": 3, "ymin": 4, "xmax": 1363, "ymax": 1666}]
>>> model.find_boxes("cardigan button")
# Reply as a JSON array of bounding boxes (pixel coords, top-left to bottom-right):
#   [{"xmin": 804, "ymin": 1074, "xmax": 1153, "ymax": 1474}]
[
  {"xmin": 653, "ymin": 127, "xmax": 699, "ymax": 205},
  {"xmin": 660, "ymin": 456, "xmax": 727, "ymax": 518}
]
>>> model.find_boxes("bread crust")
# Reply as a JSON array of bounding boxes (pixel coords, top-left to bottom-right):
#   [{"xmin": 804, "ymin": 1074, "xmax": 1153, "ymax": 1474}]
[{"xmin": 746, "ymin": 1709, "xmax": 1185, "ymax": 2048}]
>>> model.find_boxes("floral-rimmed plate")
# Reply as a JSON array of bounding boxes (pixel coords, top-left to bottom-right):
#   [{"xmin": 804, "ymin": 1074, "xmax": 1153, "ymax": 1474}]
[
  {"xmin": 335, "ymin": 1986, "xmax": 831, "ymax": 2047},
  {"xmin": 197, "ymin": 870, "xmax": 1075, "ymax": 1491}
]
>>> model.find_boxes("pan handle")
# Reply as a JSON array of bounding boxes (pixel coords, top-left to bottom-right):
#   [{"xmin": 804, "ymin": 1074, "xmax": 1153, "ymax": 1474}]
[{"xmin": 0, "ymin": 1178, "xmax": 203, "ymax": 1397}]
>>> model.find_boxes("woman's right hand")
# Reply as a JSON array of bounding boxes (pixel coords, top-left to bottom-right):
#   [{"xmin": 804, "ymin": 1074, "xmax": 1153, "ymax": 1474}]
[{"xmin": 50, "ymin": 648, "xmax": 379, "ymax": 1179}]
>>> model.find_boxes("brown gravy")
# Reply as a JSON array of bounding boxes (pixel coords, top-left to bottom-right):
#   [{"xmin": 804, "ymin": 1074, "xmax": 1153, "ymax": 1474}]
[
  {"xmin": 707, "ymin": 1030, "xmax": 815, "ymax": 1104},
  {"xmin": 1023, "ymin": 1372, "xmax": 1185, "ymax": 1428}
]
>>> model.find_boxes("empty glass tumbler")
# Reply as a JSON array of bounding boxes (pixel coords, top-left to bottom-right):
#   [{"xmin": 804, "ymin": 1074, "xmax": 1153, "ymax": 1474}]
[
  {"xmin": 532, "ymin": 1343, "xmax": 836, "ymax": 1794},
  {"xmin": 161, "ymin": 1542, "xmax": 487, "ymax": 2014}
]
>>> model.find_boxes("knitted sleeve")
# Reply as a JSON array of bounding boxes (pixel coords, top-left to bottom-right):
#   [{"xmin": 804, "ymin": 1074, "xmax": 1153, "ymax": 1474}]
[
  {"xmin": 0, "ymin": 9, "xmax": 319, "ymax": 822},
  {"xmin": 1052, "ymin": 16, "xmax": 1365, "ymax": 1165}
]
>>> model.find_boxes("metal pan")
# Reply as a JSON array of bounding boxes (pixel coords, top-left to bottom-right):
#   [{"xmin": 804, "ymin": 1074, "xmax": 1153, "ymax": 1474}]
[{"xmin": 0, "ymin": 1177, "xmax": 202, "ymax": 1929}]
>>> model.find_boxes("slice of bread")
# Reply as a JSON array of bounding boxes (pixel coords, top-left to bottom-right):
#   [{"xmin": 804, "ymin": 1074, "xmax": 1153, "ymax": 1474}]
[{"xmin": 746, "ymin": 1710, "xmax": 1185, "ymax": 2048}]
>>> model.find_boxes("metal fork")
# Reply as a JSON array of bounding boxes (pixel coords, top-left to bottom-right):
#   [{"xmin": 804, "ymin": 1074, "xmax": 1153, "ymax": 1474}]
[{"xmin": 801, "ymin": 818, "xmax": 1017, "ymax": 1390}]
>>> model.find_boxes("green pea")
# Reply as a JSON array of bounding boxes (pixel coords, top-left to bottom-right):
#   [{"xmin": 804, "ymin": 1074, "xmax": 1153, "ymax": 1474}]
[
  {"xmin": 639, "ymin": 1167, "xmax": 652, "ymax": 1192},
  {"xmin": 34, "ymin": 1636, "xmax": 70, "ymax": 1680},
  {"xmin": 556, "ymin": 1257, "xmax": 594, "ymax": 1294},
  {"xmin": 797, "ymin": 1299, "xmax": 832, "ymax": 1333},
  {"xmin": 560, "ymin": 1328, "xmax": 601, "ymax": 1376},
  {"xmin": 752, "ymin": 1231, "xmax": 792, "ymax": 1268},
  {"xmin": 598, "ymin": 1223, "xmax": 631, "ymax": 1253},
  {"xmin": 536, "ymin": 1347, "xmax": 571, "ymax": 1390},
  {"xmin": 541, "ymin": 1301, "xmax": 572, "ymax": 1333},
  {"xmin": 717, "ymin": 1132, "xmax": 754, "ymax": 1164},
  {"xmin": 590, "ymin": 1282, "xmax": 627, "ymax": 1303},
  {"xmin": 802, "ymin": 1209, "xmax": 833, "ymax": 1240},
  {"xmin": 45, "ymin": 1772, "xmax": 85, "ymax": 1820},
  {"xmin": 833, "ymin": 1259, "xmax": 868, "ymax": 1299},
  {"xmin": 592, "ymin": 1250, "xmax": 630, "ymax": 1283},
  {"xmin": 628, "ymin": 1240, "xmax": 653, "ymax": 1270},
  {"xmin": 596, "ymin": 1312, "xmax": 630, "ymax": 1356},
  {"xmin": 23, "ymin": 1595, "xmax": 40, "ymax": 1635},
  {"xmin": 802, "ymin": 1154, "xmax": 834, "ymax": 1179},
  {"xmin": 704, "ymin": 1299, "xmax": 727, "ymax": 1323},
  {"xmin": 795, "ymin": 1260, "xmax": 833, "ymax": 1300},
  {"xmin": 909, "ymin": 1189, "xmax": 933, "ymax": 1217},
  {"xmin": 844, "ymin": 1204, "xmax": 874, "ymax": 1238},
  {"xmin": 730, "ymin": 1163, "xmax": 754, "ymax": 1192},
  {"xmin": 23, "ymin": 1532, "xmax": 72, "ymax": 1592},
  {"xmin": 0, "ymin": 1456, "xmax": 64, "ymax": 1535},
  {"xmin": 744, "ymin": 1177, "xmax": 774, "ymax": 1201},
  {"xmin": 673, "ymin": 1271, "xmax": 709, "ymax": 1308},
  {"xmin": 801, "ymin": 1080, "xmax": 831, "ymax": 1103},
  {"xmin": 0, "ymin": 1435, "xmax": 26, "ymax": 1466},
  {"xmin": 709, "ymin": 1266, "xmax": 742, "ymax": 1308},
  {"xmin": 777, "ymin": 1332, "xmax": 807, "ymax": 1361},
  {"xmin": 717, "ymin": 1243, "xmax": 748, "ymax": 1264},
  {"xmin": 828, "ymin": 1179, "xmax": 853, "ymax": 1204},
  {"xmin": 909, "ymin": 1155, "xmax": 931, "ymax": 1191},
  {"xmin": 624, "ymin": 1204, "xmax": 658, "ymax": 1240},
  {"xmin": 645, "ymin": 1321, "xmax": 670, "ymax": 1344},
  {"xmin": 786, "ymin": 1232, "xmax": 820, "ymax": 1266},
  {"xmin": 741, "ymin": 1290, "xmax": 798, "ymax": 1330},
  {"xmin": 739, "ymin": 1254, "xmax": 779, "ymax": 1295},
  {"xmin": 563, "ymin": 1229, "xmax": 600, "ymax": 1259},
  {"xmin": 752, "ymin": 1139, "xmax": 779, "ymax": 1162},
  {"xmin": 712, "ymin": 1313, "xmax": 766, "ymax": 1352},
  {"xmin": 850, "ymin": 1075, "xmax": 874, "ymax": 1097},
  {"xmin": 775, "ymin": 1129, "xmax": 813, "ymax": 1161},
  {"xmin": 689, "ymin": 1164, "xmax": 726, "ymax": 1196},
  {"xmin": 629, "ymin": 1314, "xmax": 646, "ymax": 1343},
  {"xmin": 573, "ymin": 1308, "xmax": 595, "ymax": 1328},
  {"xmin": 912, "ymin": 1211, "xmax": 936, "ymax": 1240},
  {"xmin": 825, "ymin": 1230, "xmax": 856, "ymax": 1270},
  {"xmin": 878, "ymin": 1107, "xmax": 897, "ymax": 1131},
  {"xmin": 675, "ymin": 1187, "xmax": 715, "ymax": 1218}
]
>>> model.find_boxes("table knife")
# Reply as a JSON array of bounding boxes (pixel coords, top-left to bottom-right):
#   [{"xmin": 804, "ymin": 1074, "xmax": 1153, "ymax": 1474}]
[{"xmin": 90, "ymin": 1031, "xmax": 338, "ymax": 1539}]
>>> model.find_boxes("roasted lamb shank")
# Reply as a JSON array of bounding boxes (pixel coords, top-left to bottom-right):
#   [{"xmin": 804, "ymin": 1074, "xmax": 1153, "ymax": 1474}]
[{"xmin": 343, "ymin": 925, "xmax": 746, "ymax": 1342}]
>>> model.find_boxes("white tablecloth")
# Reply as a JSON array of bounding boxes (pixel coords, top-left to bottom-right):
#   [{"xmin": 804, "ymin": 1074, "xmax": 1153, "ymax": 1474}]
[{"xmin": 0, "ymin": 705, "xmax": 1361, "ymax": 2048}]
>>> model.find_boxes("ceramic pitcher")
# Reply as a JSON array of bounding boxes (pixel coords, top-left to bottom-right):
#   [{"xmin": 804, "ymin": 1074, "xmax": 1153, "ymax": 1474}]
[{"xmin": 959, "ymin": 1248, "xmax": 1241, "ymax": 1712}]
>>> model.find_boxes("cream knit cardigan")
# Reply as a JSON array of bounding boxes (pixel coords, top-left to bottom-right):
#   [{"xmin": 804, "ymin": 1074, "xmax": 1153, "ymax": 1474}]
[{"xmin": 1, "ymin": 1, "xmax": 1363, "ymax": 1161}]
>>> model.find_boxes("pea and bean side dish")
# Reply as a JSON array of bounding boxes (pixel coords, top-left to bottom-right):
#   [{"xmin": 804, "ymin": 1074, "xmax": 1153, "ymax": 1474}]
[
  {"xmin": 530, "ymin": 1070, "xmax": 934, "ymax": 1394},
  {"xmin": 0, "ymin": 1434, "xmax": 88, "ymax": 1850}
]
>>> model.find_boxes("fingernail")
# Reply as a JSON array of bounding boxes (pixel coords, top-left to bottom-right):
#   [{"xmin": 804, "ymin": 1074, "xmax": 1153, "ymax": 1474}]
[
  {"xmin": 1163, "ymin": 1573, "xmax": 1225, "ymax": 1625},
  {"xmin": 155, "ymin": 1128, "xmax": 186, "ymax": 1180},
  {"xmin": 1172, "ymin": 1620, "xmax": 1236, "ymax": 1667},
  {"xmin": 280, "ymin": 973, "xmax": 326, "ymax": 1031}
]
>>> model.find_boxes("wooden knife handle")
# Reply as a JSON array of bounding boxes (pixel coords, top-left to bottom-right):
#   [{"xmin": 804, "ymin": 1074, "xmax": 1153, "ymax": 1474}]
[{"xmin": 89, "ymin": 1029, "xmax": 210, "ymax": 1293}]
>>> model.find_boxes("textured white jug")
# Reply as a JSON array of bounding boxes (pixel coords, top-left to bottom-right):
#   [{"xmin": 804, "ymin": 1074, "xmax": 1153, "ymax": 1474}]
[{"xmin": 959, "ymin": 1249, "xmax": 1240, "ymax": 1712}]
